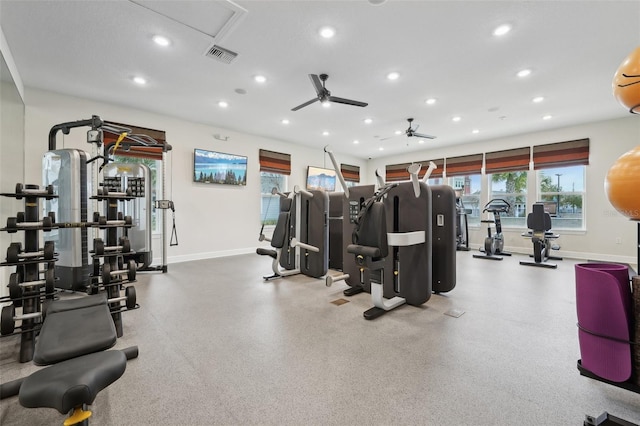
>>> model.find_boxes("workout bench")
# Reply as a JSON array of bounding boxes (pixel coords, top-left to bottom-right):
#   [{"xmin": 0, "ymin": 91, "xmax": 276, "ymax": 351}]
[{"xmin": 0, "ymin": 293, "xmax": 138, "ymax": 425}]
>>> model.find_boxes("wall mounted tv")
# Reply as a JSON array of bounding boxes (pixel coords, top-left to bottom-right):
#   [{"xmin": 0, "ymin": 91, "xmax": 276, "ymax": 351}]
[
  {"xmin": 306, "ymin": 166, "xmax": 336, "ymax": 191},
  {"xmin": 194, "ymin": 148, "xmax": 247, "ymax": 186}
]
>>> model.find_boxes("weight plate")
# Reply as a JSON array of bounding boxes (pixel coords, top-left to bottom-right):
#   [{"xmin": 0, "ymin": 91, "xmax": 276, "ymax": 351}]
[
  {"xmin": 15, "ymin": 183, "xmax": 23, "ymax": 194},
  {"xmin": 44, "ymin": 241, "xmax": 55, "ymax": 260},
  {"xmin": 127, "ymin": 260, "xmax": 136, "ymax": 281},
  {"xmin": 42, "ymin": 216, "xmax": 53, "ymax": 230},
  {"xmin": 6, "ymin": 243, "xmax": 20, "ymax": 263},
  {"xmin": 117, "ymin": 212, "xmax": 124, "ymax": 221},
  {"xmin": 102, "ymin": 262, "xmax": 111, "ymax": 284},
  {"xmin": 125, "ymin": 286, "xmax": 136, "ymax": 309},
  {"xmin": 6, "ymin": 217, "xmax": 18, "ymax": 231},
  {"xmin": 124, "ymin": 216, "xmax": 133, "ymax": 226},
  {"xmin": 93, "ymin": 211, "xmax": 100, "ymax": 223},
  {"xmin": 16, "ymin": 212, "xmax": 24, "ymax": 223},
  {"xmin": 1, "ymin": 305, "xmax": 16, "ymax": 335},
  {"xmin": 9, "ymin": 274, "xmax": 23, "ymax": 307},
  {"xmin": 122, "ymin": 238, "xmax": 131, "ymax": 253},
  {"xmin": 45, "ymin": 268, "xmax": 55, "ymax": 296},
  {"xmin": 48, "ymin": 211, "xmax": 56, "ymax": 224},
  {"xmin": 94, "ymin": 238, "xmax": 105, "ymax": 256}
]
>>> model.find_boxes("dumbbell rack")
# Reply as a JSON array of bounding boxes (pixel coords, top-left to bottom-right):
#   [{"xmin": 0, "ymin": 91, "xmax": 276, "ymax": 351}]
[
  {"xmin": 90, "ymin": 188, "xmax": 138, "ymax": 338},
  {"xmin": 0, "ymin": 183, "xmax": 58, "ymax": 363}
]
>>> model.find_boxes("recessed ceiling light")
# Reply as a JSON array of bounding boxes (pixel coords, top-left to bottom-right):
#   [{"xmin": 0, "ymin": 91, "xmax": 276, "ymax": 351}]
[
  {"xmin": 281, "ymin": 119, "xmax": 289, "ymax": 125},
  {"xmin": 218, "ymin": 101, "xmax": 228, "ymax": 108},
  {"xmin": 452, "ymin": 116, "xmax": 461, "ymax": 122},
  {"xmin": 425, "ymin": 98, "xmax": 437, "ymax": 105},
  {"xmin": 517, "ymin": 69, "xmax": 532, "ymax": 78},
  {"xmin": 322, "ymin": 101, "xmax": 331, "ymax": 108},
  {"xmin": 368, "ymin": 0, "xmax": 387, "ymax": 4},
  {"xmin": 532, "ymin": 96, "xmax": 545, "ymax": 103},
  {"xmin": 132, "ymin": 76, "xmax": 147, "ymax": 85},
  {"xmin": 152, "ymin": 35, "xmax": 170, "ymax": 47},
  {"xmin": 472, "ymin": 129, "xmax": 480, "ymax": 134},
  {"xmin": 254, "ymin": 75, "xmax": 266, "ymax": 83},
  {"xmin": 379, "ymin": 147, "xmax": 384, "ymax": 151},
  {"xmin": 493, "ymin": 24, "xmax": 511, "ymax": 37},
  {"xmin": 394, "ymin": 130, "xmax": 402, "ymax": 135},
  {"xmin": 387, "ymin": 72, "xmax": 400, "ymax": 80},
  {"xmin": 364, "ymin": 118, "xmax": 373, "ymax": 124},
  {"xmin": 418, "ymin": 140, "xmax": 425, "ymax": 144},
  {"xmin": 322, "ymin": 131, "xmax": 330, "ymax": 136},
  {"xmin": 542, "ymin": 115, "xmax": 552, "ymax": 120},
  {"xmin": 353, "ymin": 140, "xmax": 359, "ymax": 144},
  {"xmin": 319, "ymin": 26, "xmax": 335, "ymax": 38}
]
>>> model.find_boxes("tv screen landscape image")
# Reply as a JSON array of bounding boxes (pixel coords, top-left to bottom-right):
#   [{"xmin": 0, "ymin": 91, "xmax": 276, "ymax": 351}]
[
  {"xmin": 306, "ymin": 166, "xmax": 336, "ymax": 191},
  {"xmin": 194, "ymin": 149, "xmax": 247, "ymax": 186}
]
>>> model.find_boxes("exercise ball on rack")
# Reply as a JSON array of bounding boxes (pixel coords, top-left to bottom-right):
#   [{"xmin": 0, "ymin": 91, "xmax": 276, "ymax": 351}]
[
  {"xmin": 612, "ymin": 46, "xmax": 640, "ymax": 114},
  {"xmin": 605, "ymin": 145, "xmax": 640, "ymax": 220}
]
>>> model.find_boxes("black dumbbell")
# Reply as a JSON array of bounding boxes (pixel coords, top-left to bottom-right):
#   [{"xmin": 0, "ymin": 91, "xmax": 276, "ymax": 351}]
[
  {"xmin": 1, "ymin": 305, "xmax": 44, "ymax": 336},
  {"xmin": 102, "ymin": 259, "xmax": 136, "ymax": 284},
  {"xmin": 6, "ymin": 241, "xmax": 55, "ymax": 263},
  {"xmin": 14, "ymin": 183, "xmax": 54, "ymax": 199},
  {"xmin": 5, "ymin": 216, "xmax": 54, "ymax": 233},
  {"xmin": 107, "ymin": 286, "xmax": 137, "ymax": 309},
  {"xmin": 93, "ymin": 237, "xmax": 131, "ymax": 255},
  {"xmin": 97, "ymin": 215, "xmax": 133, "ymax": 227}
]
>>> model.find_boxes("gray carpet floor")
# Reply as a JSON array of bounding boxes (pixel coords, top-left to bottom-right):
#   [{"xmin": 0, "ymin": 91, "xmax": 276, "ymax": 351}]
[{"xmin": 1, "ymin": 251, "xmax": 639, "ymax": 425}]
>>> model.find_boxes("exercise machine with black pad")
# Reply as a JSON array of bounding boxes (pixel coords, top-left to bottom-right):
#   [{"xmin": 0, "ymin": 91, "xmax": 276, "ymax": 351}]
[
  {"xmin": 324, "ymin": 148, "xmax": 457, "ymax": 318},
  {"xmin": 257, "ymin": 186, "xmax": 329, "ymax": 280},
  {"xmin": 520, "ymin": 202, "xmax": 562, "ymax": 268},
  {"xmin": 473, "ymin": 198, "xmax": 512, "ymax": 261}
]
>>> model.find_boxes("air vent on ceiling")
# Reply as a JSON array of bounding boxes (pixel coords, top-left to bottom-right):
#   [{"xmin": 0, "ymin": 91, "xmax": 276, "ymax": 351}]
[{"xmin": 205, "ymin": 45, "xmax": 238, "ymax": 64}]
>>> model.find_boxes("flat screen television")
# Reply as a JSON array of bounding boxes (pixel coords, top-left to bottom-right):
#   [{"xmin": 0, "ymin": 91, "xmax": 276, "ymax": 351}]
[
  {"xmin": 306, "ymin": 166, "xmax": 336, "ymax": 191},
  {"xmin": 194, "ymin": 148, "xmax": 247, "ymax": 186}
]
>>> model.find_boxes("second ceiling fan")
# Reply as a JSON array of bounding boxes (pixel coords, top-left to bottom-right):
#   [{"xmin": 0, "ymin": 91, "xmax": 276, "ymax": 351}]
[
  {"xmin": 291, "ymin": 74, "xmax": 368, "ymax": 111},
  {"xmin": 383, "ymin": 118, "xmax": 436, "ymax": 140}
]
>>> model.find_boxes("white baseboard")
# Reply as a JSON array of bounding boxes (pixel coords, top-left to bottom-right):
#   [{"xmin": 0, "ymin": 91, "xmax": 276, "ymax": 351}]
[
  {"xmin": 469, "ymin": 244, "xmax": 637, "ymax": 269},
  {"xmin": 152, "ymin": 247, "xmax": 256, "ymax": 266}
]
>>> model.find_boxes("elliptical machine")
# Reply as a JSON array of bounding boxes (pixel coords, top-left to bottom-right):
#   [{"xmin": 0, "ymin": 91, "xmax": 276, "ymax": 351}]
[{"xmin": 473, "ymin": 199, "xmax": 511, "ymax": 261}]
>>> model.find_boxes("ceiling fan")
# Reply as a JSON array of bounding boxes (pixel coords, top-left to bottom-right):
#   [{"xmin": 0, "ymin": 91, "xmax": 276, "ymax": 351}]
[
  {"xmin": 383, "ymin": 118, "xmax": 437, "ymax": 140},
  {"xmin": 291, "ymin": 74, "xmax": 368, "ymax": 111}
]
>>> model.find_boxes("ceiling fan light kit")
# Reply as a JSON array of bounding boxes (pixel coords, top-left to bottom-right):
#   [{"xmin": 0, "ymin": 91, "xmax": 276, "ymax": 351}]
[{"xmin": 291, "ymin": 74, "xmax": 368, "ymax": 111}]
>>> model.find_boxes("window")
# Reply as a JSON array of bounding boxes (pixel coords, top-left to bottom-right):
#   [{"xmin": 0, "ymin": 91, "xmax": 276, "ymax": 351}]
[
  {"xmin": 450, "ymin": 174, "xmax": 481, "ymax": 227},
  {"xmin": 112, "ymin": 156, "xmax": 161, "ymax": 233},
  {"xmin": 260, "ymin": 172, "xmax": 288, "ymax": 226},
  {"xmin": 488, "ymin": 171, "xmax": 528, "ymax": 227},
  {"xmin": 537, "ymin": 165, "xmax": 585, "ymax": 229}
]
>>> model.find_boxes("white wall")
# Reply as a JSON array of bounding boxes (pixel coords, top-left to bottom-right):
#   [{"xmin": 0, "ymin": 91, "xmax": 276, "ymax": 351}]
[
  {"xmin": 23, "ymin": 88, "xmax": 367, "ymax": 265},
  {"xmin": 368, "ymin": 117, "xmax": 640, "ymax": 266}
]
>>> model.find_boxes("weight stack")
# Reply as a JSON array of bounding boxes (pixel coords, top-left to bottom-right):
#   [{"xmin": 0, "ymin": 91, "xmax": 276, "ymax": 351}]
[{"xmin": 42, "ymin": 149, "xmax": 89, "ymax": 291}]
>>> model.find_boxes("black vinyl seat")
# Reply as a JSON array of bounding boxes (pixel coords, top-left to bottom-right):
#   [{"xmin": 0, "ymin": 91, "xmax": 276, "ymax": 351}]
[
  {"xmin": 19, "ymin": 350, "xmax": 127, "ymax": 415},
  {"xmin": 347, "ymin": 201, "xmax": 388, "ymax": 264}
]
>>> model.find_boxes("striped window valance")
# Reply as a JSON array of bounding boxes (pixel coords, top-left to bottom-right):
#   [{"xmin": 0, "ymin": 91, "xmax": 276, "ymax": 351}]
[
  {"xmin": 103, "ymin": 121, "xmax": 168, "ymax": 160},
  {"xmin": 385, "ymin": 162, "xmax": 412, "ymax": 182},
  {"xmin": 259, "ymin": 149, "xmax": 291, "ymax": 175},
  {"xmin": 533, "ymin": 139, "xmax": 590, "ymax": 170},
  {"xmin": 485, "ymin": 147, "xmax": 531, "ymax": 174},
  {"xmin": 415, "ymin": 158, "xmax": 444, "ymax": 179},
  {"xmin": 340, "ymin": 164, "xmax": 360, "ymax": 182},
  {"xmin": 445, "ymin": 154, "xmax": 483, "ymax": 177}
]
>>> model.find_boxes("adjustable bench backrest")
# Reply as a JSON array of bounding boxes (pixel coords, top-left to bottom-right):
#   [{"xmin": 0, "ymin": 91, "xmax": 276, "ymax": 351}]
[{"xmin": 270, "ymin": 198, "xmax": 292, "ymax": 249}]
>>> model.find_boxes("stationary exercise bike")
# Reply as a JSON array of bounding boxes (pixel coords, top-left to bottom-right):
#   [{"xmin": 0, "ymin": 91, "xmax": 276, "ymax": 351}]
[{"xmin": 473, "ymin": 199, "xmax": 512, "ymax": 261}]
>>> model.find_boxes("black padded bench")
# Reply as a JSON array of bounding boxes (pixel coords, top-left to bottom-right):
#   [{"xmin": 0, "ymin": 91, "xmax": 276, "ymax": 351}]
[{"xmin": 0, "ymin": 294, "xmax": 138, "ymax": 425}]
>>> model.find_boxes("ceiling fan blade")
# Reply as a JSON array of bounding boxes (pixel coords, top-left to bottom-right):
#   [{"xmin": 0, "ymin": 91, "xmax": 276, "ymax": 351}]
[
  {"xmin": 411, "ymin": 131, "xmax": 437, "ymax": 139},
  {"xmin": 328, "ymin": 96, "xmax": 368, "ymax": 107},
  {"xmin": 291, "ymin": 98, "xmax": 319, "ymax": 111},
  {"xmin": 309, "ymin": 74, "xmax": 324, "ymax": 96}
]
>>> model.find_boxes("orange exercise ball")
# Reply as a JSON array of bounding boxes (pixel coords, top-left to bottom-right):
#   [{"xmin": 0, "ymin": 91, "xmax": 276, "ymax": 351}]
[
  {"xmin": 612, "ymin": 46, "xmax": 640, "ymax": 114},
  {"xmin": 605, "ymin": 145, "xmax": 640, "ymax": 220}
]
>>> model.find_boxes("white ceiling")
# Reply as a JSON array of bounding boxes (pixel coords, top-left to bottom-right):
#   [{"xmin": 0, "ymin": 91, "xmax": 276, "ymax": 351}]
[{"xmin": 1, "ymin": 0, "xmax": 639, "ymax": 159}]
